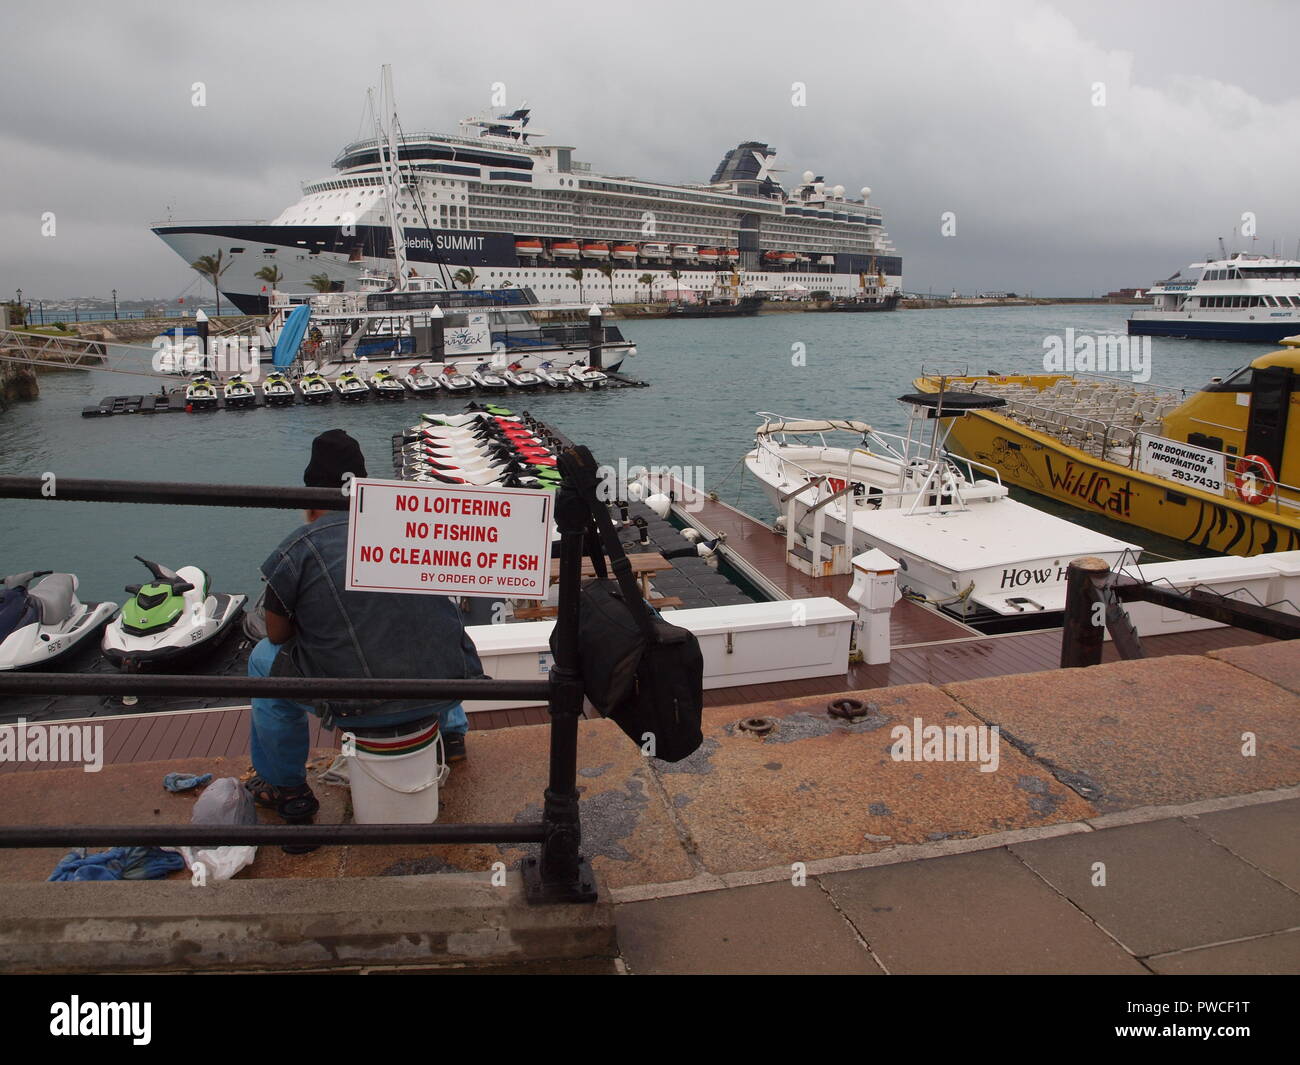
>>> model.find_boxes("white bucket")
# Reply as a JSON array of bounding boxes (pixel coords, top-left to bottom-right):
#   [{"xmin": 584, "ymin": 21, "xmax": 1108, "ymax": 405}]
[{"xmin": 344, "ymin": 721, "xmax": 449, "ymax": 824}]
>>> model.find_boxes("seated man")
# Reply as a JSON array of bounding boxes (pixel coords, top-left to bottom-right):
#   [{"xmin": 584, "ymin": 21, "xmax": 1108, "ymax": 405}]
[{"xmin": 246, "ymin": 429, "xmax": 482, "ymax": 819}]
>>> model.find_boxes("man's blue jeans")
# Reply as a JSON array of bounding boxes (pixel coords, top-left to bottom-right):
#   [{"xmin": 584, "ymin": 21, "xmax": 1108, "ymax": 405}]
[{"xmin": 247, "ymin": 638, "xmax": 469, "ymax": 787}]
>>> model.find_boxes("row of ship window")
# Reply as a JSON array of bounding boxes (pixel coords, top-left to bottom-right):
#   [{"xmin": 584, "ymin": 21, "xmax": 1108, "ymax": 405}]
[{"xmin": 1196, "ymin": 295, "xmax": 1300, "ymax": 308}]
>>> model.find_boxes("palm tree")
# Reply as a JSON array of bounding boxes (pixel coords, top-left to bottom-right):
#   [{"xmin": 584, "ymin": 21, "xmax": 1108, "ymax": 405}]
[
  {"xmin": 307, "ymin": 273, "xmax": 336, "ymax": 293},
  {"xmin": 255, "ymin": 265, "xmax": 283, "ymax": 291},
  {"xmin": 638, "ymin": 273, "xmax": 654, "ymax": 303},
  {"xmin": 190, "ymin": 252, "xmax": 230, "ymax": 316},
  {"xmin": 453, "ymin": 268, "xmax": 477, "ymax": 289},
  {"xmin": 596, "ymin": 263, "xmax": 616, "ymax": 305},
  {"xmin": 566, "ymin": 267, "xmax": 585, "ymax": 302}
]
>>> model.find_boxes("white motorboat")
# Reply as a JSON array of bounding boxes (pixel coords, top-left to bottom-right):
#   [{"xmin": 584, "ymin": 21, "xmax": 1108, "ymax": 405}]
[
  {"xmin": 744, "ymin": 397, "xmax": 1142, "ymax": 624},
  {"xmin": 402, "ymin": 365, "xmax": 440, "ymax": 393}
]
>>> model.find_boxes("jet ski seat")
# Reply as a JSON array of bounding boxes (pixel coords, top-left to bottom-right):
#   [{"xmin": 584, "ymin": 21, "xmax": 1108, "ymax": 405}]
[{"xmin": 28, "ymin": 573, "xmax": 76, "ymax": 625}]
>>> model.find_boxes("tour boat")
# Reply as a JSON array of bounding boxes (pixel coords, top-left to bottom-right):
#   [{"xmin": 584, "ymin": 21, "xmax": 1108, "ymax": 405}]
[
  {"xmin": 744, "ymin": 404, "xmax": 1141, "ymax": 626},
  {"xmin": 914, "ymin": 337, "xmax": 1300, "ymax": 556}
]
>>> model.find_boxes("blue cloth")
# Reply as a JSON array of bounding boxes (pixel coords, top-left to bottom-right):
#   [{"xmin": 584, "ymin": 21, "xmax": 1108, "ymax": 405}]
[
  {"xmin": 49, "ymin": 847, "xmax": 185, "ymax": 882},
  {"xmin": 248, "ymin": 637, "xmax": 468, "ymax": 788},
  {"xmin": 260, "ymin": 511, "xmax": 484, "ymax": 722},
  {"xmin": 162, "ymin": 772, "xmax": 213, "ymax": 793}
]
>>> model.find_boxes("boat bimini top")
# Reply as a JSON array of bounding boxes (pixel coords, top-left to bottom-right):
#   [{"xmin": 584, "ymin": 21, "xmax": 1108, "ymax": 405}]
[{"xmin": 756, "ymin": 418, "xmax": 873, "ymax": 437}]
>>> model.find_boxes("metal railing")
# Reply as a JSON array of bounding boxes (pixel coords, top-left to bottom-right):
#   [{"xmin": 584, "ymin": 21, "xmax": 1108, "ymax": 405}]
[{"xmin": 0, "ymin": 447, "xmax": 604, "ymax": 904}]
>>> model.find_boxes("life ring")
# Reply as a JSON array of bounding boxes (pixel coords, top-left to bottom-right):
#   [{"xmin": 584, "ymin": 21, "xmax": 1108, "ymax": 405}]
[{"xmin": 1234, "ymin": 454, "xmax": 1276, "ymax": 505}]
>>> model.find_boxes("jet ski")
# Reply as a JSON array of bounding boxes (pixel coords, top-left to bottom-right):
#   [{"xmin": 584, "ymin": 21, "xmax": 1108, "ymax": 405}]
[
  {"xmin": 469, "ymin": 364, "xmax": 510, "ymax": 392},
  {"xmin": 438, "ymin": 369, "xmax": 475, "ymax": 394},
  {"xmin": 533, "ymin": 363, "xmax": 572, "ymax": 390},
  {"xmin": 567, "ymin": 363, "xmax": 608, "ymax": 389},
  {"xmin": 502, "ymin": 369, "xmax": 543, "ymax": 391},
  {"xmin": 371, "ymin": 366, "xmax": 406, "ymax": 400},
  {"xmin": 262, "ymin": 371, "xmax": 295, "ymax": 406},
  {"xmin": 185, "ymin": 375, "xmax": 218, "ymax": 411},
  {"xmin": 403, "ymin": 365, "xmax": 440, "ymax": 393},
  {"xmin": 335, "ymin": 369, "xmax": 370, "ymax": 401},
  {"xmin": 0, "ymin": 572, "xmax": 118, "ymax": 672},
  {"xmin": 222, "ymin": 374, "xmax": 256, "ymax": 409},
  {"xmin": 101, "ymin": 557, "xmax": 246, "ymax": 672},
  {"xmin": 300, "ymin": 371, "xmax": 333, "ymax": 403}
]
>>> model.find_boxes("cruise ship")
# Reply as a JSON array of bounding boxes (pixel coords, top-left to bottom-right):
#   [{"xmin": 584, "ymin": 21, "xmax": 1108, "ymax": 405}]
[
  {"xmin": 1128, "ymin": 254, "xmax": 1300, "ymax": 342},
  {"xmin": 153, "ymin": 100, "xmax": 901, "ymax": 315}
]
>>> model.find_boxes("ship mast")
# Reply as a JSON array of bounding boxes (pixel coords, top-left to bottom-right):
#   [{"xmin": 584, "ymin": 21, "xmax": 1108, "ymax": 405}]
[{"xmin": 373, "ymin": 65, "xmax": 409, "ymax": 292}]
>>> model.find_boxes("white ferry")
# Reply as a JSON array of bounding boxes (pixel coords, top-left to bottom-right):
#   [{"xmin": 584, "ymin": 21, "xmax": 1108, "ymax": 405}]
[
  {"xmin": 153, "ymin": 70, "xmax": 901, "ymax": 315},
  {"xmin": 1128, "ymin": 254, "xmax": 1300, "ymax": 342}
]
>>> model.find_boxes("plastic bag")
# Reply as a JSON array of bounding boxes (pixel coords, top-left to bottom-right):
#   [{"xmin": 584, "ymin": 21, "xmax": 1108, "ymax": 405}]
[
  {"xmin": 191, "ymin": 776, "xmax": 256, "ymax": 826},
  {"xmin": 168, "ymin": 777, "xmax": 258, "ymax": 882}
]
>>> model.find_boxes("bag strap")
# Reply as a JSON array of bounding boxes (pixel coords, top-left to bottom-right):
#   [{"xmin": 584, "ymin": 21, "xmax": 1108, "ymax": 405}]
[{"xmin": 567, "ymin": 446, "xmax": 659, "ymax": 640}]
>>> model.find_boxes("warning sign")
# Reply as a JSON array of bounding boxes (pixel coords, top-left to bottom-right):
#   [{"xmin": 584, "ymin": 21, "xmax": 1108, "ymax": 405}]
[
  {"xmin": 345, "ymin": 478, "xmax": 553, "ymax": 599},
  {"xmin": 1138, "ymin": 434, "xmax": 1226, "ymax": 496}
]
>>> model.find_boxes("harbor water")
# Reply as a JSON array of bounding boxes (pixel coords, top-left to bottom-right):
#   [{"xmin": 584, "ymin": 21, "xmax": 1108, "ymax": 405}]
[{"xmin": 0, "ymin": 305, "xmax": 1278, "ymax": 605}]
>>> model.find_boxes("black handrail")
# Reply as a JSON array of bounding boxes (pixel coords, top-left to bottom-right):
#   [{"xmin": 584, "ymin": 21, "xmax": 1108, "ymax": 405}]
[{"xmin": 0, "ymin": 447, "xmax": 599, "ymax": 903}]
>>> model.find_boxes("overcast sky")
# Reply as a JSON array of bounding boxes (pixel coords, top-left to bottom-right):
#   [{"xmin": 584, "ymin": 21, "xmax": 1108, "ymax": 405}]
[{"xmin": 3, "ymin": 0, "xmax": 1298, "ymax": 300}]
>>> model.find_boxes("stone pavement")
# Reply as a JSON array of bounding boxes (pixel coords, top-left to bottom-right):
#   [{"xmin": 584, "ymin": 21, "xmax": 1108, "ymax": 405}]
[{"xmin": 0, "ymin": 642, "xmax": 1296, "ymax": 972}]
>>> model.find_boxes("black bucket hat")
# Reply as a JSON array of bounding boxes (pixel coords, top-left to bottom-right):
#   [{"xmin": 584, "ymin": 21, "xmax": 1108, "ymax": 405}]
[{"xmin": 304, "ymin": 429, "xmax": 368, "ymax": 488}]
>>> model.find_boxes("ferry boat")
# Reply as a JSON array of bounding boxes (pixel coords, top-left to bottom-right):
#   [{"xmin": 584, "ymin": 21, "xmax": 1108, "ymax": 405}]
[
  {"xmin": 151, "ymin": 69, "xmax": 900, "ymax": 315},
  {"xmin": 267, "ymin": 274, "xmax": 635, "ymax": 374},
  {"xmin": 1128, "ymin": 254, "xmax": 1300, "ymax": 342},
  {"xmin": 744, "ymin": 404, "xmax": 1141, "ymax": 628},
  {"xmin": 913, "ymin": 338, "xmax": 1300, "ymax": 556}
]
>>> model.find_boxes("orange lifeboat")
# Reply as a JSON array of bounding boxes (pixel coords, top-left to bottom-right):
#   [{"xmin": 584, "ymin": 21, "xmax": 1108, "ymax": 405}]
[
  {"xmin": 779, "ymin": 251, "xmax": 797, "ymax": 264},
  {"xmin": 515, "ymin": 238, "xmax": 544, "ymax": 257},
  {"xmin": 720, "ymin": 248, "xmax": 739, "ymax": 261},
  {"xmin": 763, "ymin": 250, "xmax": 784, "ymax": 262},
  {"xmin": 551, "ymin": 240, "xmax": 580, "ymax": 259},
  {"xmin": 582, "ymin": 242, "xmax": 611, "ymax": 259},
  {"xmin": 612, "ymin": 244, "xmax": 639, "ymax": 261},
  {"xmin": 698, "ymin": 247, "xmax": 720, "ymax": 263}
]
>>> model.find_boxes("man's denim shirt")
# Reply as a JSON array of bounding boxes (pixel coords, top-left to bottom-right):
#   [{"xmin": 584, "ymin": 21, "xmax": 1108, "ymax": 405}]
[{"xmin": 262, "ymin": 512, "xmax": 484, "ymax": 724}]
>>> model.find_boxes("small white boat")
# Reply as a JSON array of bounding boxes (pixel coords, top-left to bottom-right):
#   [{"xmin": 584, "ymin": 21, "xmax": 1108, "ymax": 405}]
[
  {"xmin": 222, "ymin": 374, "xmax": 256, "ymax": 409},
  {"xmin": 745, "ymin": 399, "xmax": 1141, "ymax": 624},
  {"xmin": 470, "ymin": 367, "xmax": 510, "ymax": 392},
  {"xmin": 300, "ymin": 371, "xmax": 333, "ymax": 402},
  {"xmin": 185, "ymin": 375, "xmax": 218, "ymax": 410},
  {"xmin": 403, "ymin": 366, "xmax": 440, "ymax": 392},
  {"xmin": 261, "ymin": 371, "xmax": 295, "ymax": 406},
  {"xmin": 534, "ymin": 362, "xmax": 572, "ymax": 389},
  {"xmin": 567, "ymin": 363, "xmax": 608, "ymax": 389},
  {"xmin": 335, "ymin": 370, "xmax": 370, "ymax": 401},
  {"xmin": 502, "ymin": 369, "xmax": 543, "ymax": 390},
  {"xmin": 371, "ymin": 366, "xmax": 407, "ymax": 399}
]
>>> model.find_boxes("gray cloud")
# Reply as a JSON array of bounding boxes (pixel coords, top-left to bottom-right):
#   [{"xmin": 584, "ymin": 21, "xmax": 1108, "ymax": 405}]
[{"xmin": 2, "ymin": 0, "xmax": 1298, "ymax": 299}]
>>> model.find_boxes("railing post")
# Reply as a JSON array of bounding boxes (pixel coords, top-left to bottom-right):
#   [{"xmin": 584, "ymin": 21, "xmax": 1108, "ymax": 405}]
[
  {"xmin": 522, "ymin": 453, "xmax": 597, "ymax": 903},
  {"xmin": 1060, "ymin": 556, "xmax": 1110, "ymax": 668}
]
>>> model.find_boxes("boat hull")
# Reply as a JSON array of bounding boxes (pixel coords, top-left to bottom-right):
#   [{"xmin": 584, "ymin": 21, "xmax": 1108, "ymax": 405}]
[{"xmin": 1127, "ymin": 316, "xmax": 1300, "ymax": 343}]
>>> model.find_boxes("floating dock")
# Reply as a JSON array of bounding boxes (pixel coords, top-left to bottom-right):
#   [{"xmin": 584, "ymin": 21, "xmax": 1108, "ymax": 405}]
[{"xmin": 81, "ymin": 371, "xmax": 648, "ymax": 417}]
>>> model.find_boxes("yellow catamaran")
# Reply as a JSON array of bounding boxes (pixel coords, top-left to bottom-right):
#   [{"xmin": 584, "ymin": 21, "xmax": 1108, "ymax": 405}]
[{"xmin": 915, "ymin": 337, "xmax": 1300, "ymax": 556}]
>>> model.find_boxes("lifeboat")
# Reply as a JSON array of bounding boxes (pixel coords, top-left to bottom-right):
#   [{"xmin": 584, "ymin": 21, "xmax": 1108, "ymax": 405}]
[
  {"xmin": 779, "ymin": 251, "xmax": 798, "ymax": 264},
  {"xmin": 763, "ymin": 250, "xmax": 784, "ymax": 262},
  {"xmin": 515, "ymin": 238, "xmax": 544, "ymax": 257},
  {"xmin": 642, "ymin": 243, "xmax": 670, "ymax": 259},
  {"xmin": 582, "ymin": 242, "xmax": 611, "ymax": 259},
  {"xmin": 612, "ymin": 244, "xmax": 639, "ymax": 261},
  {"xmin": 671, "ymin": 244, "xmax": 698, "ymax": 260},
  {"xmin": 720, "ymin": 248, "xmax": 739, "ymax": 261},
  {"xmin": 550, "ymin": 240, "xmax": 580, "ymax": 259},
  {"xmin": 698, "ymin": 247, "xmax": 720, "ymax": 263}
]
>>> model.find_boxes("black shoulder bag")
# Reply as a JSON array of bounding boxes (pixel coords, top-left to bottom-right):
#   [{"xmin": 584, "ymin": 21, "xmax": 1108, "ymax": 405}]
[{"xmin": 550, "ymin": 490, "xmax": 704, "ymax": 762}]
